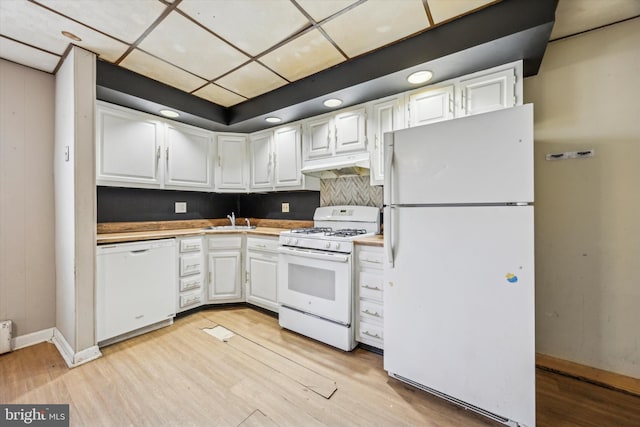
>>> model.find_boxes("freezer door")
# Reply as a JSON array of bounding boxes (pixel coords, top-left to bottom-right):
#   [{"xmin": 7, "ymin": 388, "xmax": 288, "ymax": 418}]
[
  {"xmin": 386, "ymin": 104, "xmax": 533, "ymax": 205},
  {"xmin": 384, "ymin": 205, "xmax": 535, "ymax": 427}
]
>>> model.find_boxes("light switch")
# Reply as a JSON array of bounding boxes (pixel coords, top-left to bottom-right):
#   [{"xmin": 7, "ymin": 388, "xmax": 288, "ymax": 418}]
[
  {"xmin": 175, "ymin": 202, "xmax": 187, "ymax": 213},
  {"xmin": 282, "ymin": 202, "xmax": 290, "ymax": 213}
]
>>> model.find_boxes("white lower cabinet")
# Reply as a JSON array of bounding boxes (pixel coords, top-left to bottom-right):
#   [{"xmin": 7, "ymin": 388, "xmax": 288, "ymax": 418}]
[
  {"xmin": 355, "ymin": 245, "xmax": 384, "ymax": 349},
  {"xmin": 207, "ymin": 235, "xmax": 243, "ymax": 302},
  {"xmin": 176, "ymin": 236, "xmax": 204, "ymax": 313},
  {"xmin": 245, "ymin": 236, "xmax": 279, "ymax": 313}
]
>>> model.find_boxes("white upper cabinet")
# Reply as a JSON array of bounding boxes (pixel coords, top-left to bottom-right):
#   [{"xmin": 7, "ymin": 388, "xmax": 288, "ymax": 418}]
[
  {"xmin": 304, "ymin": 115, "xmax": 333, "ymax": 160},
  {"xmin": 457, "ymin": 67, "xmax": 517, "ymax": 116},
  {"xmin": 303, "ymin": 107, "xmax": 367, "ymax": 161},
  {"xmin": 368, "ymin": 94, "xmax": 405, "ymax": 186},
  {"xmin": 273, "ymin": 125, "xmax": 303, "ymax": 187},
  {"xmin": 334, "ymin": 107, "xmax": 366, "ymax": 154},
  {"xmin": 249, "ymin": 130, "xmax": 273, "ymax": 189},
  {"xmin": 407, "ymin": 84, "xmax": 454, "ymax": 127},
  {"xmin": 164, "ymin": 123, "xmax": 213, "ymax": 190},
  {"xmin": 215, "ymin": 133, "xmax": 248, "ymax": 192},
  {"xmin": 249, "ymin": 125, "xmax": 319, "ymax": 191},
  {"xmin": 96, "ymin": 103, "xmax": 163, "ymax": 187}
]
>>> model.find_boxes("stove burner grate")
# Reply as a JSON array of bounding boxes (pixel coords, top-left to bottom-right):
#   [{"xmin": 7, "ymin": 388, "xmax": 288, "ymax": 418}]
[
  {"xmin": 291, "ymin": 227, "xmax": 333, "ymax": 234},
  {"xmin": 325, "ymin": 228, "xmax": 368, "ymax": 238}
]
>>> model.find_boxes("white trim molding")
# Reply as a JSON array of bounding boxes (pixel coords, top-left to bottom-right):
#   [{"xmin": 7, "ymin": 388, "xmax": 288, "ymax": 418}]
[
  {"xmin": 11, "ymin": 327, "xmax": 54, "ymax": 351},
  {"xmin": 52, "ymin": 327, "xmax": 102, "ymax": 368}
]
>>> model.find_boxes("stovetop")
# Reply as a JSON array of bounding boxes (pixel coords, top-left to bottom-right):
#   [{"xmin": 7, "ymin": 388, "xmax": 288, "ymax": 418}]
[{"xmin": 279, "ymin": 206, "xmax": 380, "ymax": 253}]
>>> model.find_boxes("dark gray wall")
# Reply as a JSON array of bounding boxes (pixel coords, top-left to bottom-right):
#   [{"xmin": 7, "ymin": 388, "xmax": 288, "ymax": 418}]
[{"xmin": 97, "ymin": 186, "xmax": 319, "ymax": 222}]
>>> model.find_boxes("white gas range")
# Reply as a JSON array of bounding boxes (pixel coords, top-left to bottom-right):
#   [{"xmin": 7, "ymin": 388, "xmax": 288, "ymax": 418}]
[{"xmin": 277, "ymin": 206, "xmax": 380, "ymax": 351}]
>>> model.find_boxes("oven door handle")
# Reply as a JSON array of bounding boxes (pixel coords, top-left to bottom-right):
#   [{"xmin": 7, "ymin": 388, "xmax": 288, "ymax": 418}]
[{"xmin": 278, "ymin": 247, "xmax": 350, "ymax": 263}]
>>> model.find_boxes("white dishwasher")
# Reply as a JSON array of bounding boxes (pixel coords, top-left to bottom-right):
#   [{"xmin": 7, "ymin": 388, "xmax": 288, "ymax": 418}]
[{"xmin": 97, "ymin": 239, "xmax": 176, "ymax": 344}]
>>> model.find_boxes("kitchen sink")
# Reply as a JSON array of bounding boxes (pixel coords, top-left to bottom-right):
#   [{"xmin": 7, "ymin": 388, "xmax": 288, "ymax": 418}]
[{"xmin": 202, "ymin": 225, "xmax": 256, "ymax": 231}]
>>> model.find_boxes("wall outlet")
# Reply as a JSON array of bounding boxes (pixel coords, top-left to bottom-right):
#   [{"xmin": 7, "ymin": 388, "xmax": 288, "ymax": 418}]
[
  {"xmin": 175, "ymin": 202, "xmax": 187, "ymax": 213},
  {"xmin": 281, "ymin": 202, "xmax": 290, "ymax": 213}
]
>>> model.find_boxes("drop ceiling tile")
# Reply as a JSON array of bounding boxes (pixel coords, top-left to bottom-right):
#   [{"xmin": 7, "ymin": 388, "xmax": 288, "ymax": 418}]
[
  {"xmin": 427, "ymin": 0, "xmax": 497, "ymax": 24},
  {"xmin": 120, "ymin": 49, "xmax": 208, "ymax": 93},
  {"xmin": 138, "ymin": 11, "xmax": 249, "ymax": 80},
  {"xmin": 550, "ymin": 0, "xmax": 640, "ymax": 40},
  {"xmin": 0, "ymin": 38, "xmax": 59, "ymax": 73},
  {"xmin": 215, "ymin": 62, "xmax": 288, "ymax": 99},
  {"xmin": 179, "ymin": 0, "xmax": 309, "ymax": 56},
  {"xmin": 193, "ymin": 84, "xmax": 247, "ymax": 107},
  {"xmin": 0, "ymin": 0, "xmax": 129, "ymax": 61},
  {"xmin": 260, "ymin": 29, "xmax": 345, "ymax": 82},
  {"xmin": 321, "ymin": 0, "xmax": 430, "ymax": 58},
  {"xmin": 296, "ymin": 0, "xmax": 360, "ymax": 22},
  {"xmin": 34, "ymin": 0, "xmax": 166, "ymax": 44}
]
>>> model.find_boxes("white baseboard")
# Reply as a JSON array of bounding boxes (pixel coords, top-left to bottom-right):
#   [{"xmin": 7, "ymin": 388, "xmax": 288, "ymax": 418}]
[
  {"xmin": 52, "ymin": 327, "xmax": 102, "ymax": 368},
  {"xmin": 11, "ymin": 327, "xmax": 54, "ymax": 350}
]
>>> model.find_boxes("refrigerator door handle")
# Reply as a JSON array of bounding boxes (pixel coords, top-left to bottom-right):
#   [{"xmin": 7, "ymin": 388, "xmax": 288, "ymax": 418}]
[
  {"xmin": 383, "ymin": 133, "xmax": 394, "ymax": 206},
  {"xmin": 383, "ymin": 133, "xmax": 394, "ymax": 266},
  {"xmin": 384, "ymin": 206, "xmax": 394, "ymax": 267}
]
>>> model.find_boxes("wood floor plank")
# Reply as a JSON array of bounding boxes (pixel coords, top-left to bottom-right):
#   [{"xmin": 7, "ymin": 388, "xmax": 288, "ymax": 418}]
[{"xmin": 1, "ymin": 307, "xmax": 638, "ymax": 427}]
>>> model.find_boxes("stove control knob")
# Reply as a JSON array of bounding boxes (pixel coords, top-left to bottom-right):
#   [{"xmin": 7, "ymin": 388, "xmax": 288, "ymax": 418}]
[
  {"xmin": 325, "ymin": 242, "xmax": 331, "ymax": 249},
  {"xmin": 334, "ymin": 243, "xmax": 341, "ymax": 250},
  {"xmin": 286, "ymin": 238, "xmax": 292, "ymax": 245},
  {"xmin": 292, "ymin": 238, "xmax": 299, "ymax": 245}
]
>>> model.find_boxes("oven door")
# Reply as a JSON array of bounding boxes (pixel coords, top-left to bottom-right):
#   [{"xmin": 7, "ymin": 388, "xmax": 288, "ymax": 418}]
[{"xmin": 278, "ymin": 246, "xmax": 352, "ymax": 325}]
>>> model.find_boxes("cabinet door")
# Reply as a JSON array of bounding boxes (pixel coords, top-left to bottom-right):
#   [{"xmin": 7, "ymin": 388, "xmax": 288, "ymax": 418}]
[
  {"xmin": 96, "ymin": 105, "xmax": 162, "ymax": 186},
  {"xmin": 246, "ymin": 250, "xmax": 279, "ymax": 312},
  {"xmin": 407, "ymin": 84, "xmax": 454, "ymax": 127},
  {"xmin": 458, "ymin": 68, "xmax": 516, "ymax": 116},
  {"xmin": 274, "ymin": 125, "xmax": 302, "ymax": 188},
  {"xmin": 303, "ymin": 116, "xmax": 332, "ymax": 160},
  {"xmin": 165, "ymin": 123, "xmax": 212, "ymax": 190},
  {"xmin": 207, "ymin": 251, "xmax": 242, "ymax": 301},
  {"xmin": 368, "ymin": 96, "xmax": 404, "ymax": 186},
  {"xmin": 215, "ymin": 134, "xmax": 247, "ymax": 191},
  {"xmin": 334, "ymin": 108, "xmax": 366, "ymax": 153},
  {"xmin": 249, "ymin": 131, "xmax": 273, "ymax": 189}
]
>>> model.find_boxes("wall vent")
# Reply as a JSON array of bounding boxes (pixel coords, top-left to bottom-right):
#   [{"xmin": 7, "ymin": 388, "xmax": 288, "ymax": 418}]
[{"xmin": 0, "ymin": 320, "xmax": 12, "ymax": 354}]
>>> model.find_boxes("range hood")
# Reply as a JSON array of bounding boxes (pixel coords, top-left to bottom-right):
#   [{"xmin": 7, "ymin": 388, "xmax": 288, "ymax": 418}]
[{"xmin": 301, "ymin": 152, "xmax": 370, "ymax": 179}]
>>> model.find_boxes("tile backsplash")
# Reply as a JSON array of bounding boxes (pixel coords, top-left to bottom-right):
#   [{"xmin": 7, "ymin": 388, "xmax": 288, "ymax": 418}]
[{"xmin": 320, "ymin": 176, "xmax": 383, "ymax": 207}]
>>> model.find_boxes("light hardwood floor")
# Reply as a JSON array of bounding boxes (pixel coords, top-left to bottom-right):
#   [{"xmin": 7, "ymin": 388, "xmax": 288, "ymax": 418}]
[{"xmin": 1, "ymin": 307, "xmax": 639, "ymax": 426}]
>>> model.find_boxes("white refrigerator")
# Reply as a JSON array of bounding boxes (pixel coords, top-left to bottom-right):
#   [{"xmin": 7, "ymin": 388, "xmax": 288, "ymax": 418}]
[{"xmin": 383, "ymin": 104, "xmax": 535, "ymax": 427}]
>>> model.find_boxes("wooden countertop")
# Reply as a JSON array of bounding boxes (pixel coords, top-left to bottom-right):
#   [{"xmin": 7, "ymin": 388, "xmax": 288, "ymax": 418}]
[
  {"xmin": 97, "ymin": 219, "xmax": 312, "ymax": 245},
  {"xmin": 354, "ymin": 234, "xmax": 384, "ymax": 247}
]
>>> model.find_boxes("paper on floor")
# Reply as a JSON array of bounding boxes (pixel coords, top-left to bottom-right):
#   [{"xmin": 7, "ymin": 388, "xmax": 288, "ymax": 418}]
[{"xmin": 202, "ymin": 326, "xmax": 235, "ymax": 342}]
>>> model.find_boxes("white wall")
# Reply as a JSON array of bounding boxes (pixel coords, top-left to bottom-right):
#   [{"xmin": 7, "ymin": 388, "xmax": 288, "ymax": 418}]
[
  {"xmin": 0, "ymin": 59, "xmax": 56, "ymax": 337},
  {"xmin": 524, "ymin": 18, "xmax": 640, "ymax": 377}
]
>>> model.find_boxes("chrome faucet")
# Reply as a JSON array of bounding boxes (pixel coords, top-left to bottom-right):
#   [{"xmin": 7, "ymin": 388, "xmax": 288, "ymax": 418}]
[
  {"xmin": 227, "ymin": 212, "xmax": 236, "ymax": 227},
  {"xmin": 245, "ymin": 217, "xmax": 251, "ymax": 228}
]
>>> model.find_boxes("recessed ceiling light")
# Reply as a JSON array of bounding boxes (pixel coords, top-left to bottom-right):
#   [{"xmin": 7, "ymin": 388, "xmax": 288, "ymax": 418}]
[
  {"xmin": 323, "ymin": 98, "xmax": 343, "ymax": 108},
  {"xmin": 407, "ymin": 70, "xmax": 433, "ymax": 84},
  {"xmin": 61, "ymin": 31, "xmax": 82, "ymax": 42},
  {"xmin": 265, "ymin": 117, "xmax": 282, "ymax": 123},
  {"xmin": 159, "ymin": 109, "xmax": 180, "ymax": 118}
]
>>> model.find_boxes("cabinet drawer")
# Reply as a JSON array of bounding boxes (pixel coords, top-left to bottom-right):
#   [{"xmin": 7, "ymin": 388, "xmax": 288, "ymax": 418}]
[
  {"xmin": 180, "ymin": 253, "xmax": 202, "ymax": 276},
  {"xmin": 358, "ymin": 249, "xmax": 384, "ymax": 266},
  {"xmin": 360, "ymin": 300, "xmax": 383, "ymax": 320},
  {"xmin": 179, "ymin": 275, "xmax": 202, "ymax": 292},
  {"xmin": 246, "ymin": 236, "xmax": 279, "ymax": 252},
  {"xmin": 208, "ymin": 236, "xmax": 242, "ymax": 250},
  {"xmin": 180, "ymin": 238, "xmax": 202, "ymax": 253},
  {"xmin": 359, "ymin": 272, "xmax": 383, "ymax": 300},
  {"xmin": 179, "ymin": 291, "xmax": 203, "ymax": 309},
  {"xmin": 359, "ymin": 320, "xmax": 383, "ymax": 342}
]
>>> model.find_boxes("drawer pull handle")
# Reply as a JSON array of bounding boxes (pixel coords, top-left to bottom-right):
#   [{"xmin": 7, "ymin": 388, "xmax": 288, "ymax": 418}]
[
  {"xmin": 363, "ymin": 331, "xmax": 381, "ymax": 339},
  {"xmin": 362, "ymin": 285, "xmax": 381, "ymax": 291},
  {"xmin": 362, "ymin": 309, "xmax": 381, "ymax": 317}
]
